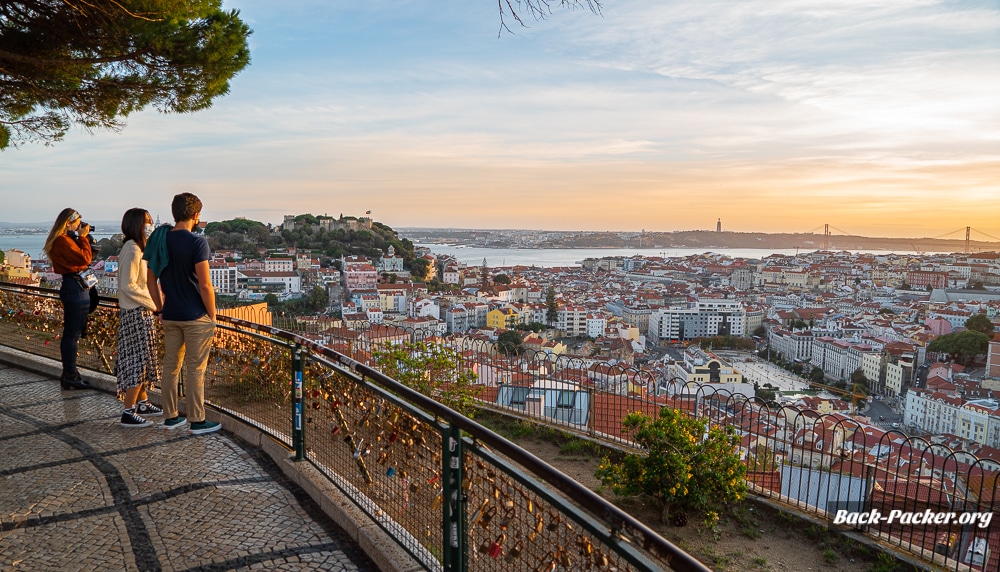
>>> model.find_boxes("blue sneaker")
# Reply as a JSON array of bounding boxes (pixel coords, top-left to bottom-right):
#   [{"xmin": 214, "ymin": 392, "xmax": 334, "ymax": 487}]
[
  {"xmin": 189, "ymin": 420, "xmax": 221, "ymax": 435},
  {"xmin": 162, "ymin": 416, "xmax": 187, "ymax": 430}
]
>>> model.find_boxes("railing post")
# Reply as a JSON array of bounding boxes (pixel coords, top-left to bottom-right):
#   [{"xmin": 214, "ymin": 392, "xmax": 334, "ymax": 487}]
[
  {"xmin": 442, "ymin": 424, "xmax": 467, "ymax": 572},
  {"xmin": 861, "ymin": 462, "xmax": 876, "ymax": 532},
  {"xmin": 292, "ymin": 343, "xmax": 305, "ymax": 461},
  {"xmin": 587, "ymin": 386, "xmax": 596, "ymax": 437}
]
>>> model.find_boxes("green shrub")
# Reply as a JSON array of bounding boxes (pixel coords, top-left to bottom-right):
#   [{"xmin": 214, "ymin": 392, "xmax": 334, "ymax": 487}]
[{"xmin": 595, "ymin": 407, "xmax": 747, "ymax": 520}]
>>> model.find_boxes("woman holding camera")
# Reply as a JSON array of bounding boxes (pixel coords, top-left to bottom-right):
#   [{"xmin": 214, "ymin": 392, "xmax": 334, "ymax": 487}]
[{"xmin": 43, "ymin": 208, "xmax": 94, "ymax": 390}]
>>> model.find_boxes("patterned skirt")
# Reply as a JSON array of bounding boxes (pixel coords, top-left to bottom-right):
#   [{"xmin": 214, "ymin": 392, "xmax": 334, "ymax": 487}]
[{"xmin": 114, "ymin": 307, "xmax": 161, "ymax": 398}]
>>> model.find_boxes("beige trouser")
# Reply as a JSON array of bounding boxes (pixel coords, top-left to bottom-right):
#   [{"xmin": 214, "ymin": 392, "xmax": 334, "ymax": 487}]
[{"xmin": 161, "ymin": 315, "xmax": 215, "ymax": 423}]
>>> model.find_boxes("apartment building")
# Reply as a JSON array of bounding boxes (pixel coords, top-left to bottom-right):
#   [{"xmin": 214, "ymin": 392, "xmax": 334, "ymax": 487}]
[
  {"xmin": 342, "ymin": 258, "xmax": 378, "ymax": 292},
  {"xmin": 810, "ymin": 337, "xmax": 876, "ymax": 382},
  {"xmin": 209, "ymin": 261, "xmax": 241, "ymax": 294},
  {"xmin": 557, "ymin": 304, "xmax": 587, "ymax": 337},
  {"xmin": 905, "ymin": 389, "xmax": 1000, "ymax": 447},
  {"xmin": 241, "ymin": 270, "xmax": 301, "ymax": 295},
  {"xmin": 769, "ymin": 328, "xmax": 814, "ymax": 362},
  {"xmin": 622, "ymin": 303, "xmax": 652, "ymax": 334},
  {"xmin": 860, "ymin": 341, "xmax": 915, "ymax": 396},
  {"xmin": 648, "ymin": 297, "xmax": 746, "ymax": 343},
  {"xmin": 907, "ymin": 270, "xmax": 948, "ymax": 289},
  {"xmin": 264, "ymin": 257, "xmax": 294, "ymax": 273},
  {"xmin": 486, "ymin": 306, "xmax": 520, "ymax": 330},
  {"xmin": 586, "ymin": 313, "xmax": 607, "ymax": 339}
]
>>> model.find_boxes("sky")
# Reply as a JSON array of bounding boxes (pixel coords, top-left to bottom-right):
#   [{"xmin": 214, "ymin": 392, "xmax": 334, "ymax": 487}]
[{"xmin": 1, "ymin": 0, "xmax": 998, "ymax": 239}]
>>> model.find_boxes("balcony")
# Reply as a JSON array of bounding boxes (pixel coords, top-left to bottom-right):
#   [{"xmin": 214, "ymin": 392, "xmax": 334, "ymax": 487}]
[
  {"xmin": 0, "ymin": 282, "xmax": 704, "ymax": 572},
  {"xmin": 4, "ymin": 280, "xmax": 1000, "ymax": 571}
]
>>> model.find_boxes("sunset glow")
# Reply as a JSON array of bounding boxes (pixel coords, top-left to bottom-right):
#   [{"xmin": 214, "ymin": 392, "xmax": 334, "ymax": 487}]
[{"xmin": 2, "ymin": 1, "xmax": 997, "ymax": 239}]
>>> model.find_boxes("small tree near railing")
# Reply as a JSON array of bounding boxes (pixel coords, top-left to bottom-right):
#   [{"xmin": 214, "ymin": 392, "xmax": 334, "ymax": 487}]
[
  {"xmin": 596, "ymin": 408, "xmax": 747, "ymax": 527},
  {"xmin": 371, "ymin": 340, "xmax": 481, "ymax": 417}
]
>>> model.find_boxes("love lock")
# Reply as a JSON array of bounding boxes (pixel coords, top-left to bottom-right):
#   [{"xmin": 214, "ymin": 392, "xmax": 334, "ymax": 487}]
[
  {"xmin": 488, "ymin": 533, "xmax": 506, "ymax": 558},
  {"xmin": 506, "ymin": 540, "xmax": 523, "ymax": 561}
]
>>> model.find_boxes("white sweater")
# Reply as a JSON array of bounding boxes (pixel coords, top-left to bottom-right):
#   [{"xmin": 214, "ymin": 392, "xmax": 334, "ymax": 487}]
[{"xmin": 117, "ymin": 240, "xmax": 156, "ymax": 311}]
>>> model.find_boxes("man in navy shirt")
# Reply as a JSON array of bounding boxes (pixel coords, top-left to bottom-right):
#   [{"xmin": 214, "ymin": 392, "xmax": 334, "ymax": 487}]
[{"xmin": 145, "ymin": 193, "xmax": 220, "ymax": 435}]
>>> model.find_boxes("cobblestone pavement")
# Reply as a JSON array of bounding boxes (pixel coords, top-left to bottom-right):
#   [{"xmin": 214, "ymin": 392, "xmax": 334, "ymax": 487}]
[{"xmin": 0, "ymin": 364, "xmax": 378, "ymax": 572}]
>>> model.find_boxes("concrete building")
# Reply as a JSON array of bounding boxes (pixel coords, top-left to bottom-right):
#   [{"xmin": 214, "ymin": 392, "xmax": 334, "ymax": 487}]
[
  {"xmin": 905, "ymin": 389, "xmax": 1000, "ymax": 447},
  {"xmin": 648, "ymin": 296, "xmax": 746, "ymax": 343},
  {"xmin": 242, "ymin": 270, "xmax": 301, "ymax": 295},
  {"xmin": 264, "ymin": 257, "xmax": 295, "ymax": 273},
  {"xmin": 209, "ymin": 261, "xmax": 241, "ymax": 295},
  {"xmin": 557, "ymin": 305, "xmax": 587, "ymax": 337}
]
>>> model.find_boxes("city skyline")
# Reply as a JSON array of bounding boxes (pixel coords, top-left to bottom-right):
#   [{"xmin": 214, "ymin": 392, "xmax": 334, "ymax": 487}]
[{"xmin": 1, "ymin": 1, "xmax": 997, "ymax": 237}]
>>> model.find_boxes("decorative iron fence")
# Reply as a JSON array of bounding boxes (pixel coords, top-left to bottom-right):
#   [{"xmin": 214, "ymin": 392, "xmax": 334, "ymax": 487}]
[{"xmin": 0, "ymin": 282, "xmax": 707, "ymax": 572}]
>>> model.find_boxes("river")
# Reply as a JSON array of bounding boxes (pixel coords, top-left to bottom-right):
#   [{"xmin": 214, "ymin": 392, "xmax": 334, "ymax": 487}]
[
  {"xmin": 412, "ymin": 244, "xmax": 914, "ymax": 268},
  {"xmin": 0, "ymin": 233, "xmax": 117, "ymax": 260},
  {"xmin": 2, "ymin": 233, "xmax": 913, "ymax": 269}
]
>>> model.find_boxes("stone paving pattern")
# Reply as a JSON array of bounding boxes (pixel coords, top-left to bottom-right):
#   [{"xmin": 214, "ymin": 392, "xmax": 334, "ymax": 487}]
[{"xmin": 0, "ymin": 364, "xmax": 378, "ymax": 572}]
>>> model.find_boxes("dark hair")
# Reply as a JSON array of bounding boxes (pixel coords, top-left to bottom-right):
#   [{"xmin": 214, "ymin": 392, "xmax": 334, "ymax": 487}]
[
  {"xmin": 121, "ymin": 208, "xmax": 150, "ymax": 251},
  {"xmin": 171, "ymin": 192, "xmax": 203, "ymax": 222}
]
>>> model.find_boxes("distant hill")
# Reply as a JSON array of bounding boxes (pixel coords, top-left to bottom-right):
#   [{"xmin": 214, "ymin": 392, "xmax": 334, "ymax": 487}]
[
  {"xmin": 0, "ymin": 220, "xmax": 121, "ymax": 231},
  {"xmin": 398, "ymin": 228, "xmax": 1000, "ymax": 254}
]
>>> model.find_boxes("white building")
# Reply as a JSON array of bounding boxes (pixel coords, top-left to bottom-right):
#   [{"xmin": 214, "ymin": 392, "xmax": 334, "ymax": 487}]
[
  {"xmin": 379, "ymin": 245, "xmax": 405, "ymax": 272},
  {"xmin": 557, "ymin": 305, "xmax": 588, "ymax": 337},
  {"xmin": 242, "ymin": 270, "xmax": 301, "ymax": 295},
  {"xmin": 264, "ymin": 258, "xmax": 295, "ymax": 273},
  {"xmin": 769, "ymin": 328, "xmax": 814, "ymax": 362},
  {"xmin": 648, "ymin": 297, "xmax": 746, "ymax": 342},
  {"xmin": 905, "ymin": 389, "xmax": 1000, "ymax": 447},
  {"xmin": 210, "ymin": 261, "xmax": 241, "ymax": 295},
  {"xmin": 3, "ymin": 248, "xmax": 30, "ymax": 269},
  {"xmin": 586, "ymin": 313, "xmax": 607, "ymax": 339}
]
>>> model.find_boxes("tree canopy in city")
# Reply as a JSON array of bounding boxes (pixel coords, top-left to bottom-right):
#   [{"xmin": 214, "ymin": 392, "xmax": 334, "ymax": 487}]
[
  {"xmin": 497, "ymin": 330, "xmax": 525, "ymax": 356},
  {"xmin": 928, "ymin": 330, "xmax": 990, "ymax": 364},
  {"xmin": 965, "ymin": 313, "xmax": 995, "ymax": 335},
  {"xmin": 0, "ymin": 1, "xmax": 252, "ymax": 149},
  {"xmin": 205, "ymin": 218, "xmax": 267, "ymax": 235}
]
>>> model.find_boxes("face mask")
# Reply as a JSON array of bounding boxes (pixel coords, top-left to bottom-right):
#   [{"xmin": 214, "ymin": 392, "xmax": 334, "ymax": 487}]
[{"xmin": 144, "ymin": 224, "xmax": 155, "ymax": 238}]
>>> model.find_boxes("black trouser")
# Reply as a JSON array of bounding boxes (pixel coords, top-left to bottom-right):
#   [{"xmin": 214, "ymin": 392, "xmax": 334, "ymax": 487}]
[{"xmin": 59, "ymin": 277, "xmax": 90, "ymax": 378}]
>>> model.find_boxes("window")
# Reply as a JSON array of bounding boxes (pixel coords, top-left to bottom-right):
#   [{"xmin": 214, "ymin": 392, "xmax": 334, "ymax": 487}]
[
  {"xmin": 556, "ymin": 391, "xmax": 576, "ymax": 409},
  {"xmin": 509, "ymin": 387, "xmax": 530, "ymax": 407}
]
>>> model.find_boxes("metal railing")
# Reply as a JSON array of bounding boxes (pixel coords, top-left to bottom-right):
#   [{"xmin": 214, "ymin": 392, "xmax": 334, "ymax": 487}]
[{"xmin": 0, "ymin": 282, "xmax": 706, "ymax": 572}]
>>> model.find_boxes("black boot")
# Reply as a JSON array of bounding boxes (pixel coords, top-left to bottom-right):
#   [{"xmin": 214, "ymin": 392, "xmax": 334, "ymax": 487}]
[
  {"xmin": 73, "ymin": 371, "xmax": 91, "ymax": 388},
  {"xmin": 60, "ymin": 373, "xmax": 89, "ymax": 390}
]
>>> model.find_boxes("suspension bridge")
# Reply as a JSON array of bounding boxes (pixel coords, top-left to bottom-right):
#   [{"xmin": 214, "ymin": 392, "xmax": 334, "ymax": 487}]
[{"xmin": 802, "ymin": 224, "xmax": 1000, "ymax": 254}]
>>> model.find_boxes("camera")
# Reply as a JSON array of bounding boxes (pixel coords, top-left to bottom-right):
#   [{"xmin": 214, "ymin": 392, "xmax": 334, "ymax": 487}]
[{"xmin": 82, "ymin": 222, "xmax": 96, "ymax": 232}]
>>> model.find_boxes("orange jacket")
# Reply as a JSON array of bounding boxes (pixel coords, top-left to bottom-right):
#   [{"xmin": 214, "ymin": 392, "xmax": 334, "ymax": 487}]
[{"xmin": 49, "ymin": 234, "xmax": 93, "ymax": 274}]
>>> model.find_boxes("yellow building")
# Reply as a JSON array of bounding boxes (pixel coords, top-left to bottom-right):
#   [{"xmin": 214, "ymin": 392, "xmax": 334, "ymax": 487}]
[
  {"xmin": 0, "ymin": 265, "xmax": 39, "ymax": 285},
  {"xmin": 486, "ymin": 306, "xmax": 520, "ymax": 330}
]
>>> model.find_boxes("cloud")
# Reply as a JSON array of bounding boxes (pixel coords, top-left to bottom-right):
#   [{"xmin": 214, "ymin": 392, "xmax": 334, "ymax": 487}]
[{"xmin": 2, "ymin": 0, "xmax": 997, "ymax": 238}]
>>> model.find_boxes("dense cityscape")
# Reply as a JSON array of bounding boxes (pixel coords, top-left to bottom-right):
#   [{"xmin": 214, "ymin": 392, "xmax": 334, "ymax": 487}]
[
  {"xmin": 5, "ymin": 216, "xmax": 1000, "ymax": 447},
  {"xmin": 4, "ymin": 214, "xmax": 1000, "ymax": 569}
]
